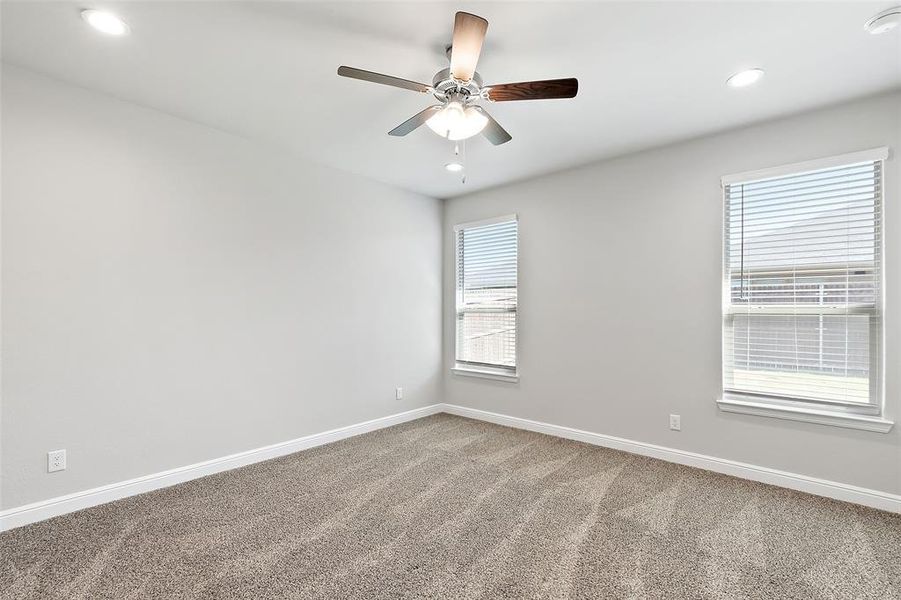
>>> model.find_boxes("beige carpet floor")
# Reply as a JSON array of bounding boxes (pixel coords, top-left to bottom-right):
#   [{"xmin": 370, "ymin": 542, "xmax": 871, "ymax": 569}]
[{"xmin": 1, "ymin": 413, "xmax": 900, "ymax": 599}]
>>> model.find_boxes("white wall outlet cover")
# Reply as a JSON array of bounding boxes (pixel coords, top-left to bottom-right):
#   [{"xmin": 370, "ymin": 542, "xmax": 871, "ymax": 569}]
[
  {"xmin": 669, "ymin": 415, "xmax": 681, "ymax": 431},
  {"xmin": 48, "ymin": 449, "xmax": 67, "ymax": 473},
  {"xmin": 395, "ymin": 387, "xmax": 404, "ymax": 400}
]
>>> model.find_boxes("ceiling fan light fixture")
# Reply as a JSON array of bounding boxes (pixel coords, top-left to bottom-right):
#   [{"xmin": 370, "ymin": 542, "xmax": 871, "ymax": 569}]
[
  {"xmin": 445, "ymin": 162, "xmax": 464, "ymax": 172},
  {"xmin": 426, "ymin": 102, "xmax": 488, "ymax": 140},
  {"xmin": 462, "ymin": 107, "xmax": 489, "ymax": 137}
]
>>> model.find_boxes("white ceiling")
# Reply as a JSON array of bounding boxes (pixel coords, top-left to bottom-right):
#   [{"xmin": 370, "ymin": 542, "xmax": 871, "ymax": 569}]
[{"xmin": 2, "ymin": 1, "xmax": 899, "ymax": 198}]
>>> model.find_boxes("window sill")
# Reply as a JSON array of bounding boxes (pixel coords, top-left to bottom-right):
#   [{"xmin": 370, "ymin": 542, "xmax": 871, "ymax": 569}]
[
  {"xmin": 717, "ymin": 396, "xmax": 893, "ymax": 433},
  {"xmin": 451, "ymin": 366, "xmax": 519, "ymax": 383}
]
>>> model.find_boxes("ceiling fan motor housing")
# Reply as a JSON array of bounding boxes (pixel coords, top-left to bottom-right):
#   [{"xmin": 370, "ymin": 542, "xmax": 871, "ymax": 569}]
[{"xmin": 432, "ymin": 68, "xmax": 483, "ymax": 103}]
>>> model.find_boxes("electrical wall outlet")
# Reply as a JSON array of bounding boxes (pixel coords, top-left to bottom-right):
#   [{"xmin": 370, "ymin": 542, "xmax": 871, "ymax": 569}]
[
  {"xmin": 48, "ymin": 449, "xmax": 66, "ymax": 473},
  {"xmin": 395, "ymin": 387, "xmax": 403, "ymax": 401},
  {"xmin": 669, "ymin": 414, "xmax": 681, "ymax": 431}
]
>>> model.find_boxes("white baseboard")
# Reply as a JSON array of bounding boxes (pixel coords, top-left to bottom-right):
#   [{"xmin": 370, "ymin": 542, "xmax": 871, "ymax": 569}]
[
  {"xmin": 440, "ymin": 403, "xmax": 901, "ymax": 514},
  {"xmin": 0, "ymin": 404, "xmax": 443, "ymax": 532},
  {"xmin": 4, "ymin": 401, "xmax": 897, "ymax": 531}
]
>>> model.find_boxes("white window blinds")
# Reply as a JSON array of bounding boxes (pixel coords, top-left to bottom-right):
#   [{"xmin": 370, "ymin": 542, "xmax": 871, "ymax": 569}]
[
  {"xmin": 455, "ymin": 216, "xmax": 518, "ymax": 372},
  {"xmin": 723, "ymin": 152, "xmax": 884, "ymax": 409}
]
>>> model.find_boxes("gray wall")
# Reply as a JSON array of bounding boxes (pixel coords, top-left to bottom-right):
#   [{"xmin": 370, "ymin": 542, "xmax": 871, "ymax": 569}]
[
  {"xmin": 444, "ymin": 92, "xmax": 901, "ymax": 495},
  {"xmin": 1, "ymin": 67, "xmax": 443, "ymax": 509}
]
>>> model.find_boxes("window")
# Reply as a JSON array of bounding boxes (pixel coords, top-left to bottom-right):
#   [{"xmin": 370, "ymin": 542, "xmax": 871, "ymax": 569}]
[
  {"xmin": 720, "ymin": 148, "xmax": 891, "ymax": 430},
  {"xmin": 454, "ymin": 215, "xmax": 518, "ymax": 379}
]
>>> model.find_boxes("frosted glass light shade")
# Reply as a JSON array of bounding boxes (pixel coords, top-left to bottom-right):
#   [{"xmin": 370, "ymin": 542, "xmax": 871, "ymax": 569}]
[{"xmin": 426, "ymin": 102, "xmax": 488, "ymax": 140}]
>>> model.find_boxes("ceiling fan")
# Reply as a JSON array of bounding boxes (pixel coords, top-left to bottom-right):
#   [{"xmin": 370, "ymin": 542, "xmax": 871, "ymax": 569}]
[{"xmin": 337, "ymin": 11, "xmax": 578, "ymax": 147}]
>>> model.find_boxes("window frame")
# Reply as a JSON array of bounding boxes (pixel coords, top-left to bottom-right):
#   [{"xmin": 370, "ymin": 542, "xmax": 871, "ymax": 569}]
[
  {"xmin": 717, "ymin": 148, "xmax": 893, "ymax": 433},
  {"xmin": 452, "ymin": 214, "xmax": 519, "ymax": 382}
]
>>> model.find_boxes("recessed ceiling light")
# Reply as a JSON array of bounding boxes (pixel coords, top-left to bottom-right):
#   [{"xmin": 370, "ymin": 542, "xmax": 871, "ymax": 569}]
[
  {"xmin": 81, "ymin": 9, "xmax": 130, "ymax": 36},
  {"xmin": 726, "ymin": 68, "xmax": 764, "ymax": 88},
  {"xmin": 865, "ymin": 7, "xmax": 901, "ymax": 35},
  {"xmin": 445, "ymin": 162, "xmax": 464, "ymax": 173}
]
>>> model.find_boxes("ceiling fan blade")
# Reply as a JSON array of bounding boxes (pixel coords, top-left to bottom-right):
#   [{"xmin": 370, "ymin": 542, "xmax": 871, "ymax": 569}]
[
  {"xmin": 337, "ymin": 66, "xmax": 431, "ymax": 93},
  {"xmin": 474, "ymin": 107, "xmax": 512, "ymax": 145},
  {"xmin": 449, "ymin": 12, "xmax": 488, "ymax": 83},
  {"xmin": 388, "ymin": 106, "xmax": 442, "ymax": 136},
  {"xmin": 485, "ymin": 78, "xmax": 579, "ymax": 102}
]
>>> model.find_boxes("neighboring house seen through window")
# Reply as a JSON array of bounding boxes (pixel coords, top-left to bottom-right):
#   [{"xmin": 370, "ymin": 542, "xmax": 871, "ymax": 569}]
[
  {"xmin": 721, "ymin": 149, "xmax": 888, "ymax": 429},
  {"xmin": 454, "ymin": 215, "xmax": 518, "ymax": 378}
]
